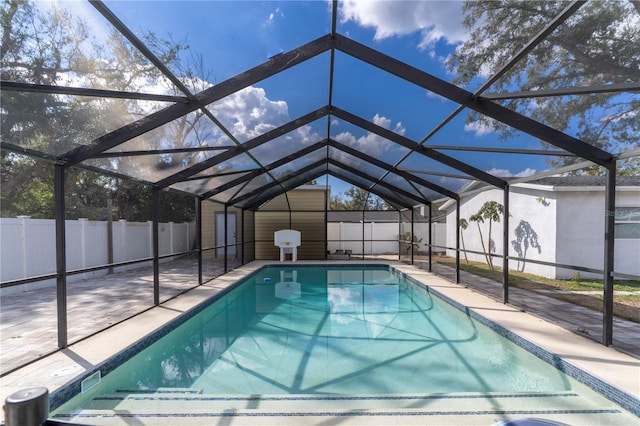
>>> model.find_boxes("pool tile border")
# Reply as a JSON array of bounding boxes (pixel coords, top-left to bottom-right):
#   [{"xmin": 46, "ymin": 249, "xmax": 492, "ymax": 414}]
[{"xmin": 53, "ymin": 408, "xmax": 621, "ymax": 421}]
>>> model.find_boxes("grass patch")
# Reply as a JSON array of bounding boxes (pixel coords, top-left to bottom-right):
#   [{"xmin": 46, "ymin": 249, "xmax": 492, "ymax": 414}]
[{"xmin": 432, "ymin": 257, "xmax": 640, "ymax": 323}]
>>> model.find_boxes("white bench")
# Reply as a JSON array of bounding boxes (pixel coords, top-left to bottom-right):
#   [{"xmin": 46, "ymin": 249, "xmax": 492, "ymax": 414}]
[{"xmin": 274, "ymin": 229, "xmax": 301, "ymax": 262}]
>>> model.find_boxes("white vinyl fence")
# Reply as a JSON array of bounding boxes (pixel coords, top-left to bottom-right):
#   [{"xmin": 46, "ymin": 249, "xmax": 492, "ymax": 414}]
[
  {"xmin": 1, "ymin": 217, "xmax": 195, "ymax": 294},
  {"xmin": 327, "ymin": 222, "xmax": 446, "ymax": 255}
]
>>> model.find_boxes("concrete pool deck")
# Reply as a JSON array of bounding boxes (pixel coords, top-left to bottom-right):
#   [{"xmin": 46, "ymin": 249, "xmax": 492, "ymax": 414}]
[{"xmin": 1, "ymin": 260, "xmax": 639, "ymax": 425}]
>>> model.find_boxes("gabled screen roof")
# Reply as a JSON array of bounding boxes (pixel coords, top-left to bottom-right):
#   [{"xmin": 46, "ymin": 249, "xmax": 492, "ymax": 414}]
[{"xmin": 2, "ymin": 0, "xmax": 638, "ymax": 210}]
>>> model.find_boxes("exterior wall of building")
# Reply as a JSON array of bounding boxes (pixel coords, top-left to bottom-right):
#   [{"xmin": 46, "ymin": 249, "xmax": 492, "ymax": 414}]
[
  {"xmin": 556, "ymin": 189, "xmax": 640, "ymax": 279},
  {"xmin": 507, "ymin": 185, "xmax": 558, "ymax": 278},
  {"xmin": 615, "ymin": 190, "xmax": 640, "ymax": 278},
  {"xmin": 255, "ymin": 187, "xmax": 327, "ymax": 260},
  {"xmin": 443, "ymin": 186, "xmax": 559, "ymax": 277},
  {"xmin": 443, "ymin": 184, "xmax": 639, "ymax": 280},
  {"xmin": 444, "ymin": 189, "xmax": 509, "ymax": 267},
  {"xmin": 201, "ymin": 200, "xmax": 234, "ymax": 260}
]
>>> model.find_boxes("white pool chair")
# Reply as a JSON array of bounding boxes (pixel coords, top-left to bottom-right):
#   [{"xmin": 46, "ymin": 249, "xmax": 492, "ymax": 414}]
[{"xmin": 274, "ymin": 229, "xmax": 301, "ymax": 262}]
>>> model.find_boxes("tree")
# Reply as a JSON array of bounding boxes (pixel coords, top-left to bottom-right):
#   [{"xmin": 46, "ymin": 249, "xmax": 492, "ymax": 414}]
[
  {"xmin": 469, "ymin": 212, "xmax": 490, "ymax": 268},
  {"xmin": 1, "ymin": 0, "xmax": 196, "ymax": 220},
  {"xmin": 334, "ymin": 187, "xmax": 393, "ymax": 211},
  {"xmin": 469, "ymin": 201, "xmax": 504, "ymax": 271},
  {"xmin": 448, "ymin": 1, "xmax": 640, "ymax": 175},
  {"xmin": 400, "ymin": 231, "xmax": 423, "ymax": 255}
]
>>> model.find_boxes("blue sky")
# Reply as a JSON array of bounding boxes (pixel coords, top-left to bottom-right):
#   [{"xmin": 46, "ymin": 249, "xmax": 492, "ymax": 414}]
[{"xmin": 52, "ymin": 0, "xmax": 567, "ymax": 201}]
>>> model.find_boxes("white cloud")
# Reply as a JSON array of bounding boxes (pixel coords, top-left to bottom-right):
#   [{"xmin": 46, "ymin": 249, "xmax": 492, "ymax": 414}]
[
  {"xmin": 486, "ymin": 168, "xmax": 537, "ymax": 178},
  {"xmin": 339, "ymin": 0, "xmax": 467, "ymax": 50},
  {"xmin": 464, "ymin": 119, "xmax": 496, "ymax": 136},
  {"xmin": 265, "ymin": 7, "xmax": 284, "ymax": 26},
  {"xmin": 334, "ymin": 114, "xmax": 404, "ymax": 156},
  {"xmin": 209, "ymin": 86, "xmax": 289, "ymax": 140}
]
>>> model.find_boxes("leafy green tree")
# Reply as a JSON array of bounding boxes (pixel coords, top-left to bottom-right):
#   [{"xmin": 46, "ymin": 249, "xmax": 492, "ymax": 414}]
[
  {"xmin": 448, "ymin": 1, "xmax": 640, "ymax": 175},
  {"xmin": 334, "ymin": 187, "xmax": 393, "ymax": 211},
  {"xmin": 469, "ymin": 201, "xmax": 504, "ymax": 270},
  {"xmin": 479, "ymin": 201, "xmax": 504, "ymax": 270},
  {"xmin": 1, "ymin": 0, "xmax": 196, "ymax": 220},
  {"xmin": 0, "ymin": 152, "xmax": 54, "ymax": 218},
  {"xmin": 469, "ymin": 212, "xmax": 490, "ymax": 268},
  {"xmin": 330, "ymin": 193, "xmax": 347, "ymax": 210},
  {"xmin": 343, "ymin": 187, "xmax": 370, "ymax": 210}
]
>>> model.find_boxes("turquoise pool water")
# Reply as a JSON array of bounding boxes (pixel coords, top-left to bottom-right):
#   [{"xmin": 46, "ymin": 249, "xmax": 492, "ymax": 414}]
[{"xmin": 51, "ymin": 265, "xmax": 635, "ymax": 423}]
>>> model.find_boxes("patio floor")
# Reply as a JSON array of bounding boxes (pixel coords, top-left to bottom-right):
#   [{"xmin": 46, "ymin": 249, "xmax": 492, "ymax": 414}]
[{"xmin": 0, "ymin": 255, "xmax": 230, "ymax": 375}]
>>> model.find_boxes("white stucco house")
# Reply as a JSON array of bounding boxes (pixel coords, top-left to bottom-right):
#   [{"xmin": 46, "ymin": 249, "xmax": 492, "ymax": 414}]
[{"xmin": 439, "ymin": 176, "xmax": 640, "ymax": 280}]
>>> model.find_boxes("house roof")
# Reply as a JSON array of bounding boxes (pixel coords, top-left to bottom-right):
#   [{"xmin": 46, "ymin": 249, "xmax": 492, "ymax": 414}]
[
  {"xmin": 2, "ymin": 1, "xmax": 637, "ymax": 211},
  {"xmin": 439, "ymin": 174, "xmax": 640, "ymax": 211},
  {"xmin": 526, "ymin": 176, "xmax": 640, "ymax": 187}
]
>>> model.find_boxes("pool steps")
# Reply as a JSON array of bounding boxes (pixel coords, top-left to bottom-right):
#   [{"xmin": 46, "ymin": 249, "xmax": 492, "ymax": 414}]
[{"xmin": 52, "ymin": 389, "xmax": 635, "ymax": 425}]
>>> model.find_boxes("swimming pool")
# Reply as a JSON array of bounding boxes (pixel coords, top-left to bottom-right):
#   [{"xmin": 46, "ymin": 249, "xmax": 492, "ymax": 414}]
[{"xmin": 50, "ymin": 265, "xmax": 638, "ymax": 424}]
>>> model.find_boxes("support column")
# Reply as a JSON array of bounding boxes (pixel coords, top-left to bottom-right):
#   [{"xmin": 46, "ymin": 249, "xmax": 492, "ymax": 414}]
[
  {"xmin": 196, "ymin": 198, "xmax": 202, "ymax": 285},
  {"xmin": 455, "ymin": 198, "xmax": 461, "ymax": 284},
  {"xmin": 428, "ymin": 203, "xmax": 432, "ymax": 272},
  {"xmin": 398, "ymin": 211, "xmax": 402, "ymax": 261},
  {"xmin": 503, "ymin": 185, "xmax": 510, "ymax": 304},
  {"xmin": 603, "ymin": 162, "xmax": 616, "ymax": 346},
  {"xmin": 54, "ymin": 165, "xmax": 67, "ymax": 349},
  {"xmin": 107, "ymin": 199, "xmax": 113, "ymax": 274},
  {"xmin": 152, "ymin": 188, "xmax": 160, "ymax": 306},
  {"xmin": 224, "ymin": 204, "xmax": 228, "ymax": 273},
  {"xmin": 361, "ymin": 212, "xmax": 365, "ymax": 259},
  {"xmin": 410, "ymin": 208, "xmax": 414, "ymax": 264},
  {"xmin": 241, "ymin": 209, "xmax": 245, "ymax": 265},
  {"xmin": 324, "ymin": 184, "xmax": 328, "ymax": 260}
]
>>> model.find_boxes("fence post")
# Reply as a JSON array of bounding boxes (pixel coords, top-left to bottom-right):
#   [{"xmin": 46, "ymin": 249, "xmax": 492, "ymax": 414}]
[
  {"xmin": 186, "ymin": 221, "xmax": 190, "ymax": 253},
  {"xmin": 169, "ymin": 222, "xmax": 174, "ymax": 256},
  {"xmin": 79, "ymin": 218, "xmax": 89, "ymax": 279},
  {"xmin": 17, "ymin": 216, "xmax": 30, "ymax": 279},
  {"xmin": 119, "ymin": 220, "xmax": 127, "ymax": 269},
  {"xmin": 147, "ymin": 221, "xmax": 153, "ymax": 258},
  {"xmin": 107, "ymin": 199, "xmax": 113, "ymax": 274}
]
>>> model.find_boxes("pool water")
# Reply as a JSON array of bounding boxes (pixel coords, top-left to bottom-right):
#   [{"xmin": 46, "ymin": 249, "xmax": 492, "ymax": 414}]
[{"xmin": 51, "ymin": 265, "xmax": 635, "ymax": 423}]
